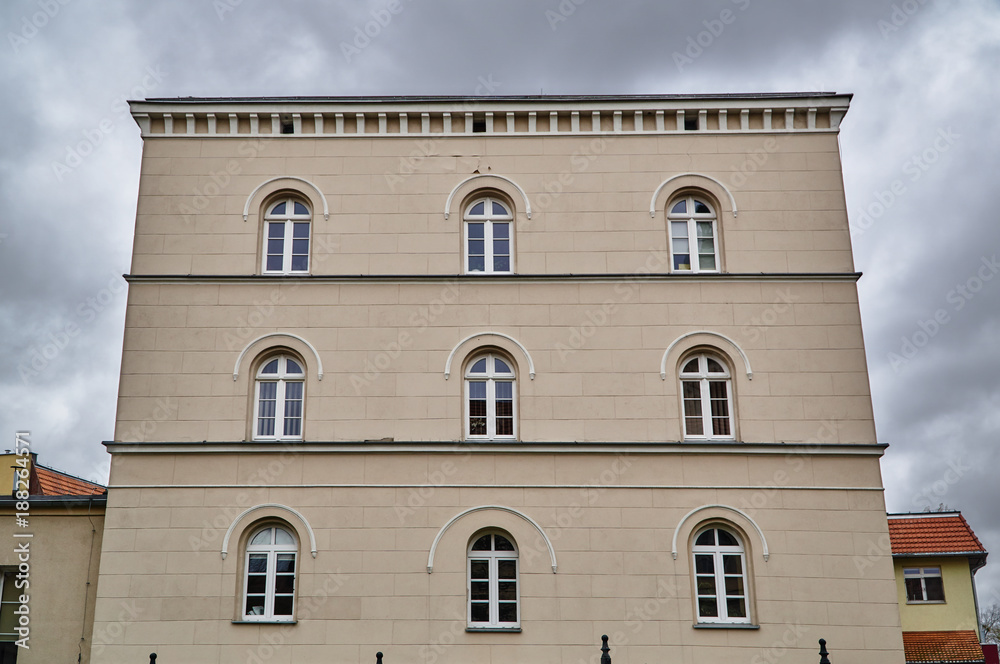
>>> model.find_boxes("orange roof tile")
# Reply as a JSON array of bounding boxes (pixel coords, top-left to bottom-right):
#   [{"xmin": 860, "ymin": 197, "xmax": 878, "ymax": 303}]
[
  {"xmin": 903, "ymin": 631, "xmax": 984, "ymax": 663},
  {"xmin": 34, "ymin": 464, "xmax": 105, "ymax": 497},
  {"xmin": 888, "ymin": 514, "xmax": 986, "ymax": 556}
]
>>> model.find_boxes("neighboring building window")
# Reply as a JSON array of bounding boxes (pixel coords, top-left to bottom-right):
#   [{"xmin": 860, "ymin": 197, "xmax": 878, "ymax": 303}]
[
  {"xmin": 0, "ymin": 569, "xmax": 18, "ymax": 643},
  {"xmin": 904, "ymin": 567, "xmax": 945, "ymax": 602},
  {"xmin": 668, "ymin": 195, "xmax": 718, "ymax": 273},
  {"xmin": 263, "ymin": 197, "xmax": 311, "ymax": 274},
  {"xmin": 464, "ymin": 197, "xmax": 513, "ymax": 274},
  {"xmin": 468, "ymin": 532, "xmax": 519, "ymax": 629},
  {"xmin": 679, "ymin": 353, "xmax": 734, "ymax": 440},
  {"xmin": 254, "ymin": 355, "xmax": 304, "ymax": 440},
  {"xmin": 465, "ymin": 353, "xmax": 516, "ymax": 440},
  {"xmin": 692, "ymin": 527, "xmax": 750, "ymax": 624},
  {"xmin": 243, "ymin": 525, "xmax": 297, "ymax": 621}
]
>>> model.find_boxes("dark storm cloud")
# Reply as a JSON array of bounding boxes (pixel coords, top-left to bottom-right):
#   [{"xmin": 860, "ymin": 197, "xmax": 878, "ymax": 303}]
[{"xmin": 2, "ymin": 0, "xmax": 999, "ymax": 608}]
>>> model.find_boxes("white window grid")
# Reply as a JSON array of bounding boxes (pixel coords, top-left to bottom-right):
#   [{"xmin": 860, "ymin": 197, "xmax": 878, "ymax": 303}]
[
  {"xmin": 464, "ymin": 353, "xmax": 517, "ymax": 440},
  {"xmin": 254, "ymin": 355, "xmax": 305, "ymax": 441},
  {"xmin": 467, "ymin": 533, "xmax": 520, "ymax": 628},
  {"xmin": 667, "ymin": 195, "xmax": 719, "ymax": 273},
  {"xmin": 464, "ymin": 196, "xmax": 514, "ymax": 274},
  {"xmin": 263, "ymin": 197, "xmax": 312, "ymax": 274},
  {"xmin": 679, "ymin": 353, "xmax": 734, "ymax": 440},
  {"xmin": 242, "ymin": 526, "xmax": 297, "ymax": 622},
  {"xmin": 692, "ymin": 527, "xmax": 750, "ymax": 624}
]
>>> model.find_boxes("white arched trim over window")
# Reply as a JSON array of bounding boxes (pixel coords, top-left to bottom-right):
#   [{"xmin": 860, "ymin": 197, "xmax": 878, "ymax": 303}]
[
  {"xmin": 221, "ymin": 503, "xmax": 318, "ymax": 560},
  {"xmin": 243, "ymin": 176, "xmax": 329, "ymax": 221},
  {"xmin": 660, "ymin": 331, "xmax": 753, "ymax": 380},
  {"xmin": 444, "ymin": 332, "xmax": 535, "ymax": 380},
  {"xmin": 426, "ymin": 505, "xmax": 557, "ymax": 573},
  {"xmin": 444, "ymin": 174, "xmax": 532, "ymax": 220},
  {"xmin": 649, "ymin": 173, "xmax": 738, "ymax": 218},
  {"xmin": 233, "ymin": 333, "xmax": 324, "ymax": 381},
  {"xmin": 670, "ymin": 504, "xmax": 769, "ymax": 562}
]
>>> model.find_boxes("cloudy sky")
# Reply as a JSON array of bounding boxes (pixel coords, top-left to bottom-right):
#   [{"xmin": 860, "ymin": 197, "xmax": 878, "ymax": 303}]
[{"xmin": 3, "ymin": 0, "xmax": 999, "ymax": 607}]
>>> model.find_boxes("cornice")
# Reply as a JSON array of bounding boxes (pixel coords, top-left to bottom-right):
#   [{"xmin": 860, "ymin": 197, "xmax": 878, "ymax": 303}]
[{"xmin": 128, "ymin": 93, "xmax": 851, "ymax": 139}]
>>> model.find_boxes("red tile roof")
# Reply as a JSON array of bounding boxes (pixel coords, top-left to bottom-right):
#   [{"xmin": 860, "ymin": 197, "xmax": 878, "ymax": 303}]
[
  {"xmin": 888, "ymin": 514, "xmax": 986, "ymax": 556},
  {"xmin": 34, "ymin": 464, "xmax": 105, "ymax": 497},
  {"xmin": 903, "ymin": 631, "xmax": 984, "ymax": 663}
]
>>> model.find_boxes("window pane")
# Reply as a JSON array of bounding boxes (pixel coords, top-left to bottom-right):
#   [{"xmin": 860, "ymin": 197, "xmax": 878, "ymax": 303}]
[
  {"xmin": 717, "ymin": 530, "xmax": 738, "ymax": 547},
  {"xmin": 905, "ymin": 578, "xmax": 924, "ymax": 602},
  {"xmin": 471, "ymin": 581, "xmax": 490, "ymax": 600},
  {"xmin": 695, "ymin": 530, "xmax": 715, "ymax": 546},
  {"xmin": 723, "ymin": 555, "xmax": 742, "ymax": 574},
  {"xmin": 267, "ymin": 238, "xmax": 285, "ymax": 255},
  {"xmin": 250, "ymin": 530, "xmax": 272, "ymax": 546},
  {"xmin": 246, "ymin": 575, "xmax": 266, "ymax": 593},
  {"xmin": 248, "ymin": 553, "xmax": 268, "ymax": 572},
  {"xmin": 493, "ymin": 223, "xmax": 509, "ymax": 239},
  {"xmin": 470, "ymin": 603, "xmax": 489, "ymax": 622},
  {"xmin": 469, "ymin": 383, "xmax": 487, "ymax": 401},
  {"xmin": 246, "ymin": 596, "xmax": 266, "ymax": 615},
  {"xmin": 276, "ymin": 554, "xmax": 296, "ymax": 572},
  {"xmin": 695, "ymin": 200, "xmax": 711, "ymax": 214},
  {"xmin": 697, "ymin": 239, "xmax": 715, "ymax": 256},
  {"xmin": 261, "ymin": 360, "xmax": 279, "ymax": 375},
  {"xmin": 498, "ymin": 559, "xmax": 517, "ymax": 577},
  {"xmin": 470, "ymin": 559, "xmax": 489, "ymax": 576},
  {"xmin": 924, "ymin": 567, "xmax": 941, "ymax": 574},
  {"xmin": 671, "ymin": 200, "xmax": 687, "ymax": 214},
  {"xmin": 275, "ymin": 575, "xmax": 295, "ymax": 594},
  {"xmin": 293, "ymin": 202, "xmax": 309, "ymax": 215},
  {"xmin": 698, "ymin": 598, "xmax": 718, "ymax": 617},
  {"xmin": 494, "ymin": 358, "xmax": 511, "ymax": 374},
  {"xmin": 274, "ymin": 528, "xmax": 294, "ymax": 545},
  {"xmin": 699, "ymin": 254, "xmax": 717, "ymax": 271},
  {"xmin": 495, "ymin": 536, "xmax": 514, "ymax": 551},
  {"xmin": 270, "ymin": 202, "xmax": 287, "ymax": 216},
  {"xmin": 925, "ymin": 577, "xmax": 945, "ymax": 601},
  {"xmin": 469, "ymin": 202, "xmax": 486, "ymax": 216},
  {"xmin": 685, "ymin": 417, "xmax": 704, "ymax": 436},
  {"xmin": 273, "ymin": 596, "xmax": 293, "ymax": 615},
  {"xmin": 472, "ymin": 536, "xmax": 491, "ymax": 552},
  {"xmin": 682, "ymin": 359, "xmax": 699, "ymax": 374},
  {"xmin": 470, "ymin": 360, "xmax": 487, "ymax": 374},
  {"xmin": 726, "ymin": 598, "xmax": 747, "ymax": 618},
  {"xmin": 468, "ymin": 240, "xmax": 485, "ymax": 256},
  {"xmin": 293, "ymin": 222, "xmax": 309, "ymax": 238},
  {"xmin": 498, "ymin": 602, "xmax": 517, "ymax": 623},
  {"xmin": 672, "ymin": 237, "xmax": 690, "ymax": 254},
  {"xmin": 498, "ymin": 581, "xmax": 517, "ymax": 600},
  {"xmin": 266, "ymin": 255, "xmax": 283, "ymax": 272},
  {"xmin": 673, "ymin": 253, "xmax": 691, "ymax": 271},
  {"xmin": 696, "ymin": 222, "xmax": 713, "ymax": 239},
  {"xmin": 285, "ymin": 359, "xmax": 303, "ymax": 374},
  {"xmin": 682, "ymin": 381, "xmax": 702, "ymax": 401},
  {"xmin": 493, "ymin": 239, "xmax": 509, "ymax": 255},
  {"xmin": 492, "ymin": 201, "xmax": 509, "ymax": 216},
  {"xmin": 697, "ymin": 577, "xmax": 716, "ymax": 594},
  {"xmin": 725, "ymin": 576, "xmax": 744, "ymax": 596},
  {"xmin": 706, "ymin": 358, "xmax": 724, "ymax": 373},
  {"xmin": 285, "ymin": 381, "xmax": 303, "ymax": 401},
  {"xmin": 695, "ymin": 554, "xmax": 714, "ymax": 574},
  {"xmin": 468, "ymin": 222, "xmax": 484, "ymax": 238},
  {"xmin": 495, "ymin": 382, "xmax": 513, "ymax": 400},
  {"xmin": 468, "ymin": 256, "xmax": 485, "ymax": 272},
  {"xmin": 493, "ymin": 255, "xmax": 510, "ymax": 272},
  {"xmin": 268, "ymin": 218, "xmax": 286, "ymax": 233}
]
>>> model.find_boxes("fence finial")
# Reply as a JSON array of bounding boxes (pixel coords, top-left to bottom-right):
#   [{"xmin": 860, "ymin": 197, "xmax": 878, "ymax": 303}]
[
  {"xmin": 376, "ymin": 652, "xmax": 383, "ymax": 664},
  {"xmin": 819, "ymin": 638, "xmax": 831, "ymax": 664},
  {"xmin": 601, "ymin": 634, "xmax": 611, "ymax": 664},
  {"xmin": 149, "ymin": 655, "xmax": 157, "ymax": 664}
]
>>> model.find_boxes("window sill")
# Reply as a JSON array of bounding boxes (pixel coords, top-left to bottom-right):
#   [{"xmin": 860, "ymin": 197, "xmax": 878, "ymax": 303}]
[
  {"xmin": 232, "ymin": 620, "xmax": 297, "ymax": 625},
  {"xmin": 906, "ymin": 600, "xmax": 946, "ymax": 605},
  {"xmin": 693, "ymin": 623, "xmax": 759, "ymax": 630},
  {"xmin": 466, "ymin": 626, "xmax": 522, "ymax": 633}
]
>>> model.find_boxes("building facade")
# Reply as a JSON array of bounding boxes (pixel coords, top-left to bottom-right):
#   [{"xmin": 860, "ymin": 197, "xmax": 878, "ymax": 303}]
[
  {"xmin": 888, "ymin": 512, "xmax": 989, "ymax": 664},
  {"xmin": 92, "ymin": 93, "xmax": 904, "ymax": 663}
]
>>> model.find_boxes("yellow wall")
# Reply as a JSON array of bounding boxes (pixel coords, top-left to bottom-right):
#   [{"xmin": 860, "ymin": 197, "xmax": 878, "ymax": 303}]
[
  {"xmin": 895, "ymin": 557, "xmax": 979, "ymax": 632},
  {"xmin": 0, "ymin": 453, "xmax": 29, "ymax": 498}
]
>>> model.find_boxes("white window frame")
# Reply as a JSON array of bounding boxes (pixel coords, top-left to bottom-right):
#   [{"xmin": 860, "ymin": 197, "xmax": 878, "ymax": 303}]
[
  {"xmin": 463, "ymin": 196, "xmax": 514, "ymax": 274},
  {"xmin": 668, "ymin": 195, "xmax": 719, "ymax": 273},
  {"xmin": 692, "ymin": 527, "xmax": 751, "ymax": 625},
  {"xmin": 903, "ymin": 567, "xmax": 946, "ymax": 603},
  {"xmin": 464, "ymin": 353, "xmax": 517, "ymax": 441},
  {"xmin": 467, "ymin": 532, "xmax": 520, "ymax": 629},
  {"xmin": 0, "ymin": 569, "xmax": 18, "ymax": 642},
  {"xmin": 242, "ymin": 526, "xmax": 298, "ymax": 622},
  {"xmin": 679, "ymin": 353, "xmax": 735, "ymax": 440},
  {"xmin": 262, "ymin": 196, "xmax": 312, "ymax": 274},
  {"xmin": 254, "ymin": 354, "xmax": 305, "ymax": 441}
]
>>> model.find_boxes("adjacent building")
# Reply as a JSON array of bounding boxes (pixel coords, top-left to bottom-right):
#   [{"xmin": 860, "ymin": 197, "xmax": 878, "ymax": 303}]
[
  {"xmin": 889, "ymin": 512, "xmax": 989, "ymax": 664},
  {"xmin": 91, "ymin": 93, "xmax": 905, "ymax": 662}
]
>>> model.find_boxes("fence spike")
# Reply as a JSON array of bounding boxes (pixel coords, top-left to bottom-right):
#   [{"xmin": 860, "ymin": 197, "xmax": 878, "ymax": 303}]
[
  {"xmin": 818, "ymin": 638, "xmax": 830, "ymax": 664},
  {"xmin": 376, "ymin": 652, "xmax": 383, "ymax": 664},
  {"xmin": 149, "ymin": 655, "xmax": 157, "ymax": 663},
  {"xmin": 601, "ymin": 634, "xmax": 611, "ymax": 664}
]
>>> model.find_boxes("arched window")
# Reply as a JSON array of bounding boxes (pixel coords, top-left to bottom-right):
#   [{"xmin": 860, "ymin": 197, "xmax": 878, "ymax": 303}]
[
  {"xmin": 263, "ymin": 196, "xmax": 311, "ymax": 274},
  {"xmin": 464, "ymin": 196, "xmax": 513, "ymax": 274},
  {"xmin": 243, "ymin": 525, "xmax": 297, "ymax": 621},
  {"xmin": 668, "ymin": 195, "xmax": 718, "ymax": 273},
  {"xmin": 468, "ymin": 531, "xmax": 519, "ymax": 629},
  {"xmin": 692, "ymin": 526, "xmax": 750, "ymax": 624},
  {"xmin": 465, "ymin": 352, "xmax": 516, "ymax": 440},
  {"xmin": 679, "ymin": 353, "xmax": 734, "ymax": 440},
  {"xmin": 254, "ymin": 354, "xmax": 305, "ymax": 440}
]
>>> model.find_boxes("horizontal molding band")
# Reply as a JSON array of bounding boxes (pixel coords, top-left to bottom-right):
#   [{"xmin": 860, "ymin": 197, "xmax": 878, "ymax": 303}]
[
  {"xmin": 103, "ymin": 441, "xmax": 888, "ymax": 456},
  {"xmin": 123, "ymin": 272, "xmax": 863, "ymax": 285},
  {"xmin": 107, "ymin": 483, "xmax": 884, "ymax": 491}
]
